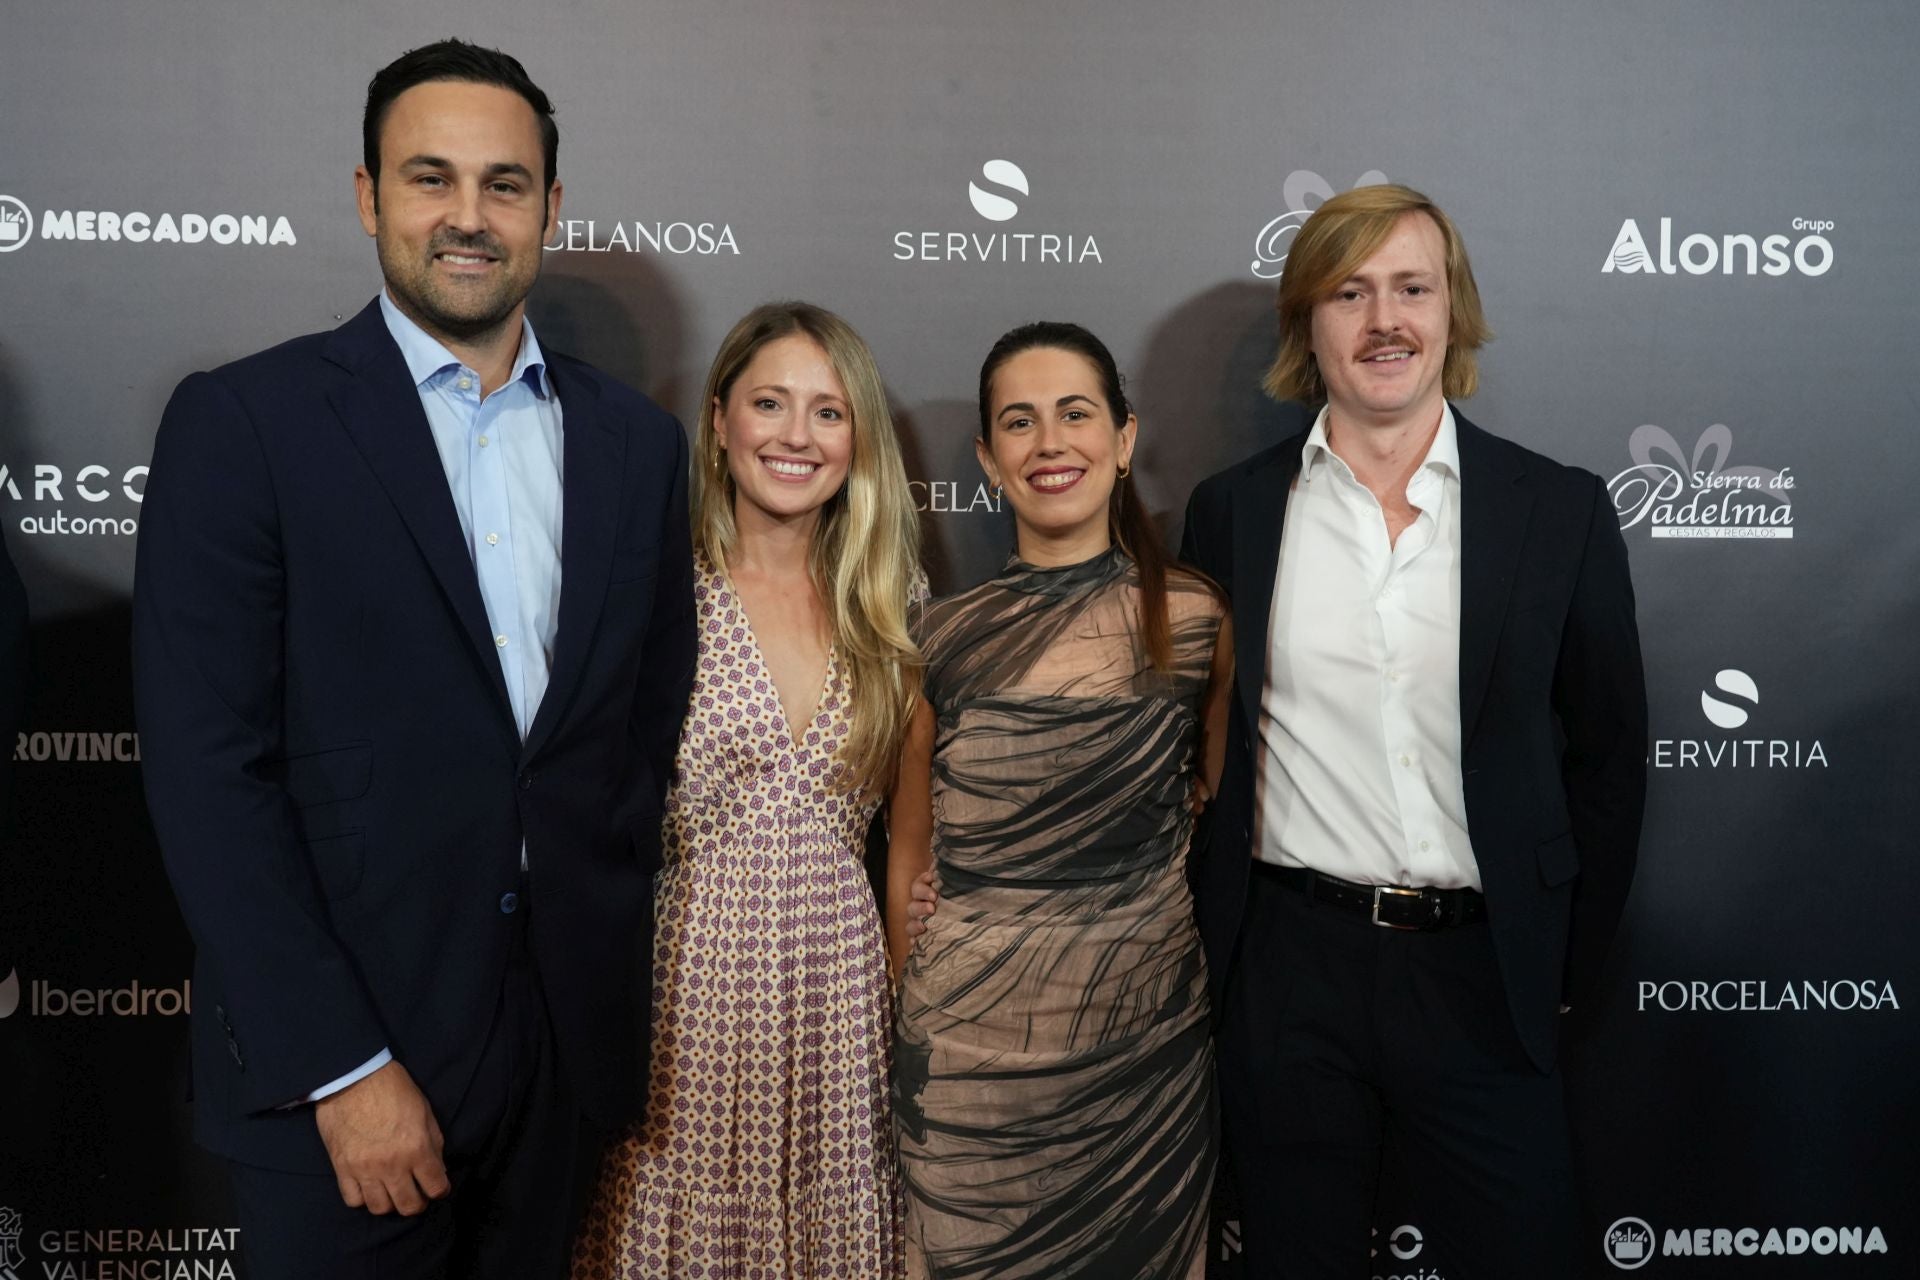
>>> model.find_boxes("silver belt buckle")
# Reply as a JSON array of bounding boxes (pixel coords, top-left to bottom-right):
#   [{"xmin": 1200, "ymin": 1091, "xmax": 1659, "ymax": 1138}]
[{"xmin": 1371, "ymin": 885, "xmax": 1425, "ymax": 930}]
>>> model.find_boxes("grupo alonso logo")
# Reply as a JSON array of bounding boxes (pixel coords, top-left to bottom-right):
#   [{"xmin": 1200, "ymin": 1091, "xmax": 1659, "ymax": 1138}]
[
  {"xmin": 1251, "ymin": 168, "xmax": 1388, "ymax": 279},
  {"xmin": 1606, "ymin": 1217, "xmax": 1655, "ymax": 1270},
  {"xmin": 1607, "ymin": 423, "xmax": 1793, "ymax": 540},
  {"xmin": 968, "ymin": 159, "xmax": 1028, "ymax": 222},
  {"xmin": 1603, "ymin": 216, "xmax": 1832, "ymax": 277},
  {"xmin": 0, "ymin": 196, "xmax": 32, "ymax": 252}
]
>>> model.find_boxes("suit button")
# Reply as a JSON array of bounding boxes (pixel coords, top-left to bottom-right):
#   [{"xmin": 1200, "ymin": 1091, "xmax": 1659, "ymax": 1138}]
[
  {"xmin": 499, "ymin": 892, "xmax": 519, "ymax": 915},
  {"xmin": 519, "ymin": 771, "xmax": 535, "ymax": 791}
]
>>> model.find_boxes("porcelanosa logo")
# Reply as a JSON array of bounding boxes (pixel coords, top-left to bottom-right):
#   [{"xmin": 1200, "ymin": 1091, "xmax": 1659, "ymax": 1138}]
[
  {"xmin": 544, "ymin": 214, "xmax": 739, "ymax": 256},
  {"xmin": 0, "ymin": 969, "xmax": 192, "ymax": 1019},
  {"xmin": 1251, "ymin": 168, "xmax": 1388, "ymax": 279},
  {"xmin": 1651, "ymin": 668, "xmax": 1826, "ymax": 770},
  {"xmin": 892, "ymin": 159, "xmax": 1104, "ymax": 264},
  {"xmin": 1636, "ymin": 977, "xmax": 1899, "ymax": 1013},
  {"xmin": 1603, "ymin": 216, "xmax": 1833, "ymax": 277},
  {"xmin": 1606, "ymin": 1216, "xmax": 1888, "ymax": 1263},
  {"xmin": 0, "ymin": 192, "xmax": 295, "ymax": 251},
  {"xmin": 0, "ymin": 459, "xmax": 147, "ymax": 537},
  {"xmin": 1608, "ymin": 424, "xmax": 1793, "ymax": 540},
  {"xmin": 910, "ymin": 478, "xmax": 1003, "ymax": 516},
  {"xmin": 0, "ymin": 196, "xmax": 32, "ymax": 252}
]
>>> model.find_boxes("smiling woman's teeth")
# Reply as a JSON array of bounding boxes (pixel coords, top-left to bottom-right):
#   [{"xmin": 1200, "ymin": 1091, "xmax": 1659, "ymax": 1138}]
[
  {"xmin": 764, "ymin": 459, "xmax": 817, "ymax": 477},
  {"xmin": 1030, "ymin": 471, "xmax": 1082, "ymax": 490}
]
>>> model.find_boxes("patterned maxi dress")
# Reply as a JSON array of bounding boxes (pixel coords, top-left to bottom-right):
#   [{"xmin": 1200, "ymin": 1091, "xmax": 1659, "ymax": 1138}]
[
  {"xmin": 574, "ymin": 553, "xmax": 904, "ymax": 1278},
  {"xmin": 894, "ymin": 548, "xmax": 1222, "ymax": 1280}
]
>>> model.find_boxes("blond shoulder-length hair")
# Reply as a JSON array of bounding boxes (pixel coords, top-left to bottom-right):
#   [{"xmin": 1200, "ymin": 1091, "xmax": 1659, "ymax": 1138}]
[
  {"xmin": 1262, "ymin": 183, "xmax": 1492, "ymax": 404},
  {"xmin": 693, "ymin": 301, "xmax": 923, "ymax": 794}
]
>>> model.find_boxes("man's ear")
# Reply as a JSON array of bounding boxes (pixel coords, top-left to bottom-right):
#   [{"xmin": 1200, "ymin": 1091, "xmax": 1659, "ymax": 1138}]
[{"xmin": 354, "ymin": 166, "xmax": 379, "ymax": 238}]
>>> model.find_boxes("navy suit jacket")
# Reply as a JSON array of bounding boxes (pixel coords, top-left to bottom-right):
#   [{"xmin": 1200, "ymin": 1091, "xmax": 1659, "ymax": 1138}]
[
  {"xmin": 1180, "ymin": 409, "xmax": 1647, "ymax": 1072},
  {"xmin": 134, "ymin": 299, "xmax": 696, "ymax": 1171}
]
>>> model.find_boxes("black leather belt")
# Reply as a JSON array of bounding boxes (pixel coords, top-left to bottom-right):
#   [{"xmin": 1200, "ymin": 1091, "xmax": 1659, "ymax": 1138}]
[{"xmin": 1254, "ymin": 861, "xmax": 1486, "ymax": 931}]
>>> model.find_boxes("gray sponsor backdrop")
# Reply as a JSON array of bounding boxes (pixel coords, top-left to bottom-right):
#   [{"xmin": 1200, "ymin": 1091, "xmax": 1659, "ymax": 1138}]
[{"xmin": 3, "ymin": 1, "xmax": 1916, "ymax": 1275}]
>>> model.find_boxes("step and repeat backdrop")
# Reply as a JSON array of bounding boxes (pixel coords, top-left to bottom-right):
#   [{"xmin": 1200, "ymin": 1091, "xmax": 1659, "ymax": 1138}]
[{"xmin": 3, "ymin": 1, "xmax": 1916, "ymax": 1276}]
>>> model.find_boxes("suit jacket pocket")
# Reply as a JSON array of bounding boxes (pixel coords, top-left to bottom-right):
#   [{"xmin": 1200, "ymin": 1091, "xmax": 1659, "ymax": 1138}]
[
  {"xmin": 1536, "ymin": 831, "xmax": 1581, "ymax": 887},
  {"xmin": 272, "ymin": 741, "xmax": 373, "ymax": 808},
  {"xmin": 303, "ymin": 830, "xmax": 367, "ymax": 900}
]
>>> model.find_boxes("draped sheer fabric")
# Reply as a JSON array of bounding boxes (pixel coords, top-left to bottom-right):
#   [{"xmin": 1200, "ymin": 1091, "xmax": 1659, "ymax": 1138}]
[{"xmin": 894, "ymin": 548, "xmax": 1222, "ymax": 1280}]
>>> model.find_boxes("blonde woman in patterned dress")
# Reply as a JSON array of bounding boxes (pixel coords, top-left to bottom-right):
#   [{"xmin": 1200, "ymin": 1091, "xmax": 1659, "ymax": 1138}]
[{"xmin": 573, "ymin": 302, "xmax": 923, "ymax": 1278}]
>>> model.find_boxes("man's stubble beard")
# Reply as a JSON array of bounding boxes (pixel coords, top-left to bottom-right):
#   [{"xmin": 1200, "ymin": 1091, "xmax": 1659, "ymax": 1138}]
[{"xmin": 375, "ymin": 226, "xmax": 540, "ymax": 347}]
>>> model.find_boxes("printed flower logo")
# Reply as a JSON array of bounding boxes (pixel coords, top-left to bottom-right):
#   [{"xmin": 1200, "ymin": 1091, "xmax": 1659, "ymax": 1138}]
[
  {"xmin": 1608, "ymin": 423, "xmax": 1791, "ymax": 532},
  {"xmin": 1250, "ymin": 169, "xmax": 1386, "ymax": 279}
]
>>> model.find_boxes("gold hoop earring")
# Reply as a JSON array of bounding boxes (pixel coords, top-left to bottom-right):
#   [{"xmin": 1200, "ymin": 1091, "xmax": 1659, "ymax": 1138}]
[
  {"xmin": 990, "ymin": 483, "xmax": 1004, "ymax": 499},
  {"xmin": 1116, "ymin": 461, "xmax": 1131, "ymax": 479}
]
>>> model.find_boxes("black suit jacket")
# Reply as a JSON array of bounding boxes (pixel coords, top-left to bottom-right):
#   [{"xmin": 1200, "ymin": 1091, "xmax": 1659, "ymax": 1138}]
[
  {"xmin": 133, "ymin": 300, "xmax": 696, "ymax": 1170},
  {"xmin": 1180, "ymin": 409, "xmax": 1646, "ymax": 1072}
]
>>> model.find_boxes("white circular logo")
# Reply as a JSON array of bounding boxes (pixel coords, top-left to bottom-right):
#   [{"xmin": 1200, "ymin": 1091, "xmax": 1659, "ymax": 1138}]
[
  {"xmin": 0, "ymin": 195, "xmax": 32, "ymax": 252},
  {"xmin": 968, "ymin": 159, "xmax": 1028, "ymax": 222},
  {"xmin": 1605, "ymin": 1217, "xmax": 1655, "ymax": 1270},
  {"xmin": 1388, "ymin": 1224, "xmax": 1423, "ymax": 1260},
  {"xmin": 1700, "ymin": 668, "xmax": 1759, "ymax": 729}
]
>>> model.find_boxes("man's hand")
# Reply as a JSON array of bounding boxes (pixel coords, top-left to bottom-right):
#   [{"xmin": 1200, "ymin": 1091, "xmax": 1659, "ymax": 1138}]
[
  {"xmin": 312, "ymin": 1060, "xmax": 450, "ymax": 1216},
  {"xmin": 905, "ymin": 867, "xmax": 940, "ymax": 939}
]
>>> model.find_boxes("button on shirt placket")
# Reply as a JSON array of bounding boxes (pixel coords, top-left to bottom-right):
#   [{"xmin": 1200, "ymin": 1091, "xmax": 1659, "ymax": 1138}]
[
  {"xmin": 1378, "ymin": 471, "xmax": 1440, "ymax": 882},
  {"xmin": 453, "ymin": 372, "xmax": 532, "ymax": 734}
]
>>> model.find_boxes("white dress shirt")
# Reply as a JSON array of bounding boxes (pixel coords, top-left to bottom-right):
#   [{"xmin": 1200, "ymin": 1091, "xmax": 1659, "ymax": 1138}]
[{"xmin": 1255, "ymin": 404, "xmax": 1481, "ymax": 890}]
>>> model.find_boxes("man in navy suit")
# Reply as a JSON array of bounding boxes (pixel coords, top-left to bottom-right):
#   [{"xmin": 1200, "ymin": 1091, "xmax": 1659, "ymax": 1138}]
[
  {"xmin": 1181, "ymin": 185, "xmax": 1646, "ymax": 1276},
  {"xmin": 134, "ymin": 41, "xmax": 694, "ymax": 1278}
]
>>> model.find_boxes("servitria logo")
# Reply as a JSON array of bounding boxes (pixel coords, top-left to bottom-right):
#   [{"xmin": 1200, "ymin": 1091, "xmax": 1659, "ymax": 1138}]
[
  {"xmin": 1651, "ymin": 668, "xmax": 1827, "ymax": 770},
  {"xmin": 892, "ymin": 159, "xmax": 1104, "ymax": 265},
  {"xmin": 1250, "ymin": 168, "xmax": 1387, "ymax": 279}
]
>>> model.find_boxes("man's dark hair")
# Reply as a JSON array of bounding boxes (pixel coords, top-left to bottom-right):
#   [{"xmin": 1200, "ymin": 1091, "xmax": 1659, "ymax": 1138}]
[{"xmin": 362, "ymin": 39, "xmax": 559, "ymax": 196}]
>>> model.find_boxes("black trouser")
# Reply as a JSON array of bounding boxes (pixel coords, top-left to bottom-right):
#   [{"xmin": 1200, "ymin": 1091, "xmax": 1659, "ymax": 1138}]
[
  {"xmin": 1217, "ymin": 864, "xmax": 1578, "ymax": 1279},
  {"xmin": 228, "ymin": 897, "xmax": 607, "ymax": 1280}
]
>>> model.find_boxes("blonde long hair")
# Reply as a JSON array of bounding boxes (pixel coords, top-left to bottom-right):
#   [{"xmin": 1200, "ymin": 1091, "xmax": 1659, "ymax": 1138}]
[
  {"xmin": 693, "ymin": 302, "xmax": 923, "ymax": 794},
  {"xmin": 1263, "ymin": 183, "xmax": 1492, "ymax": 404}
]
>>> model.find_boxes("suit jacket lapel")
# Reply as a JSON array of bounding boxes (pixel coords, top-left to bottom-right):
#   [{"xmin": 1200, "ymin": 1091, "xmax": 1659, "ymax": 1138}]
[
  {"xmin": 323, "ymin": 303, "xmax": 516, "ymax": 737},
  {"xmin": 1232, "ymin": 436, "xmax": 1305, "ymax": 734},
  {"xmin": 1455, "ymin": 412, "xmax": 1533, "ymax": 747},
  {"xmin": 521, "ymin": 359, "xmax": 623, "ymax": 762}
]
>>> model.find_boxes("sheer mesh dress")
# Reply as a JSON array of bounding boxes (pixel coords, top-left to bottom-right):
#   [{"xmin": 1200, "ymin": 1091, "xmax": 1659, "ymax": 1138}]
[{"xmin": 894, "ymin": 547, "xmax": 1222, "ymax": 1279}]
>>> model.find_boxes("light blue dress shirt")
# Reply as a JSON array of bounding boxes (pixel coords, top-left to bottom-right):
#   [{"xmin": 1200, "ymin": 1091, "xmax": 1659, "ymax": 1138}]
[{"xmin": 302, "ymin": 293, "xmax": 565, "ymax": 1104}]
